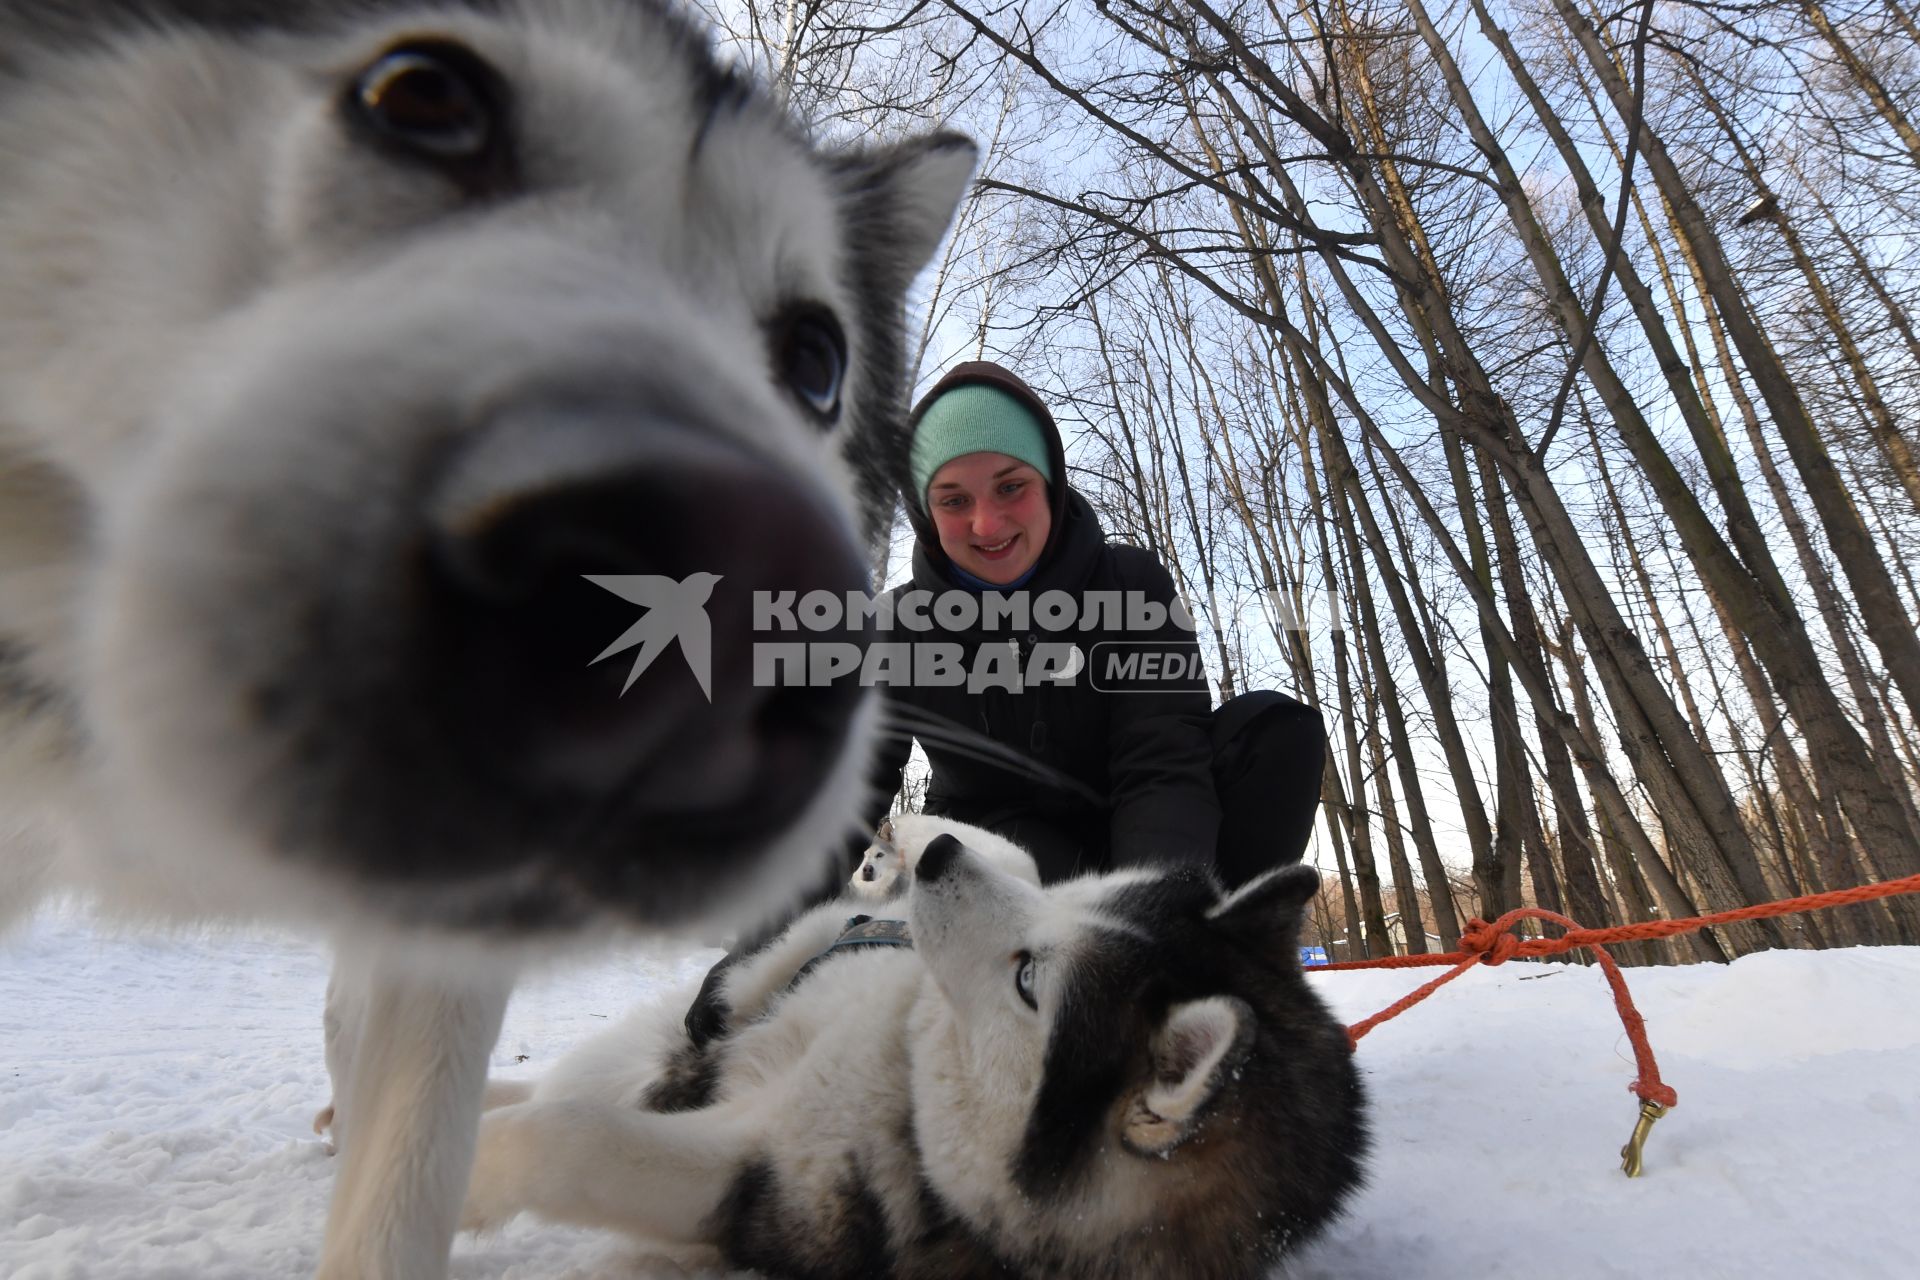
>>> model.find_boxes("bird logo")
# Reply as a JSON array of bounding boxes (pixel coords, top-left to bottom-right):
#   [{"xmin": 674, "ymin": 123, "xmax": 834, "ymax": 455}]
[{"xmin": 583, "ymin": 572, "xmax": 723, "ymax": 699}]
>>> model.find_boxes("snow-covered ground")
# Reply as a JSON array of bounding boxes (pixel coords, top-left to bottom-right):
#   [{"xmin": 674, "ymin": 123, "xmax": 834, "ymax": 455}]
[{"xmin": 3, "ymin": 905, "xmax": 1916, "ymax": 1279}]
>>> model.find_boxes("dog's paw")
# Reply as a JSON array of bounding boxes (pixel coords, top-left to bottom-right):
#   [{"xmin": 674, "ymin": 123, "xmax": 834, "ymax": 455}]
[
  {"xmin": 684, "ymin": 980, "xmax": 732, "ymax": 1051},
  {"xmin": 460, "ymin": 1109, "xmax": 533, "ymax": 1234},
  {"xmin": 312, "ymin": 1103, "xmax": 338, "ymax": 1154}
]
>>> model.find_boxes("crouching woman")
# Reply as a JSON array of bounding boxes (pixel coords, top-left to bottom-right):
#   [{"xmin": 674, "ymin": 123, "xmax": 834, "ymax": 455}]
[{"xmin": 865, "ymin": 360, "xmax": 1326, "ymax": 888}]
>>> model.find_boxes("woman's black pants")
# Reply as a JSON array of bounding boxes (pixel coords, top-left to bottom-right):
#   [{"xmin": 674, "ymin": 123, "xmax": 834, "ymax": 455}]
[{"xmin": 1209, "ymin": 689, "xmax": 1327, "ymax": 889}]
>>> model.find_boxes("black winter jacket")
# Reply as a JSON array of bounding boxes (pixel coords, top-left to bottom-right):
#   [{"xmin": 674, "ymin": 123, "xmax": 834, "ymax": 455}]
[{"xmin": 863, "ymin": 363, "xmax": 1219, "ymax": 882}]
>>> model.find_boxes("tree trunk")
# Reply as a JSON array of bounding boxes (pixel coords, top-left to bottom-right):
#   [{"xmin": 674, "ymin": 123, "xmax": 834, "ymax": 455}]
[
  {"xmin": 1328, "ymin": 508, "xmax": 1394, "ymax": 959},
  {"xmin": 1553, "ymin": 619, "xmax": 1722, "ymax": 964},
  {"xmin": 1799, "ymin": 0, "xmax": 1920, "ymax": 169},
  {"xmin": 1467, "ymin": 0, "xmax": 1920, "ymax": 906},
  {"xmin": 1474, "ymin": 439, "xmax": 1614, "ymax": 936},
  {"xmin": 1554, "ymin": 0, "xmax": 1920, "ymax": 736},
  {"xmin": 1680, "ymin": 63, "xmax": 1920, "ymax": 516}
]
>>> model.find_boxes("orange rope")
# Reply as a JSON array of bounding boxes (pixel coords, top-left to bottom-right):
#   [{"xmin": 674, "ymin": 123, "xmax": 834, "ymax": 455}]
[{"xmin": 1327, "ymin": 872, "xmax": 1920, "ymax": 1119}]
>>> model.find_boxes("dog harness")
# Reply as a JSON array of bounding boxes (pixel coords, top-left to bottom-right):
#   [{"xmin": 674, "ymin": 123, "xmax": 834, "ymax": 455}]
[{"xmin": 787, "ymin": 914, "xmax": 913, "ymax": 991}]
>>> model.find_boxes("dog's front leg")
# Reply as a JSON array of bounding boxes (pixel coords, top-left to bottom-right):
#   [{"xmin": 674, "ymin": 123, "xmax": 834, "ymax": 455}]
[
  {"xmin": 717, "ymin": 902, "xmax": 854, "ymax": 1026},
  {"xmin": 315, "ymin": 950, "xmax": 513, "ymax": 1280},
  {"xmin": 462, "ymin": 1098, "xmax": 750, "ymax": 1246}
]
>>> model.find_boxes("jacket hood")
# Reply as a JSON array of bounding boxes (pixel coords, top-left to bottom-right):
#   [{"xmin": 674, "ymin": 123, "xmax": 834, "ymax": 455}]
[{"xmin": 904, "ymin": 360, "xmax": 1077, "ymax": 585}]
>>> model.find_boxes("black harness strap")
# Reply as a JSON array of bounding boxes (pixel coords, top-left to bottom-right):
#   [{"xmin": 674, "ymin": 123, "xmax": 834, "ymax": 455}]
[{"xmin": 787, "ymin": 914, "xmax": 913, "ymax": 991}]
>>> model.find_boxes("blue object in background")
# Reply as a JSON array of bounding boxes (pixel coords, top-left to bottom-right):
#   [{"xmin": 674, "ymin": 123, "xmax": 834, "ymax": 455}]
[{"xmin": 1300, "ymin": 946, "xmax": 1330, "ymax": 967}]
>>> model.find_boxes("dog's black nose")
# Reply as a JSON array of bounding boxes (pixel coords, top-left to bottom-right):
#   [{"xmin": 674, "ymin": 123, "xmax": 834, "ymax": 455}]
[
  {"xmin": 416, "ymin": 397, "xmax": 869, "ymax": 882},
  {"xmin": 914, "ymin": 834, "xmax": 964, "ymax": 883},
  {"xmin": 861, "ymin": 865, "xmax": 876, "ymax": 881}
]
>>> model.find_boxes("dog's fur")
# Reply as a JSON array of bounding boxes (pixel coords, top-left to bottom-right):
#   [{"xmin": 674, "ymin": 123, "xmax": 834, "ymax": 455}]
[
  {"xmin": 0, "ymin": 2, "xmax": 972, "ymax": 1274},
  {"xmin": 462, "ymin": 834, "xmax": 1368, "ymax": 1279},
  {"xmin": 849, "ymin": 810, "xmax": 1041, "ymax": 902},
  {"xmin": 314, "ymin": 812, "xmax": 1036, "ymax": 1141}
]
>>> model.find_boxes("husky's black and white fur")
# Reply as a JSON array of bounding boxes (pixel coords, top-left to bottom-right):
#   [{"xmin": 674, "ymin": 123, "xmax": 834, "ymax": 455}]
[
  {"xmin": 463, "ymin": 834, "xmax": 1368, "ymax": 1279},
  {"xmin": 0, "ymin": 1, "xmax": 973, "ymax": 1274},
  {"xmin": 849, "ymin": 810, "xmax": 1041, "ymax": 902}
]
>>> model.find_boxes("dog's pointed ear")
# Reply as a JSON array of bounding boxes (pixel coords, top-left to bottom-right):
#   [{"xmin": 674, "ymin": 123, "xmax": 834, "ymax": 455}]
[
  {"xmin": 825, "ymin": 132, "xmax": 976, "ymax": 544},
  {"xmin": 831, "ymin": 132, "xmax": 977, "ymax": 291},
  {"xmin": 1122, "ymin": 996, "xmax": 1254, "ymax": 1157},
  {"xmin": 1206, "ymin": 864, "xmax": 1320, "ymax": 950}
]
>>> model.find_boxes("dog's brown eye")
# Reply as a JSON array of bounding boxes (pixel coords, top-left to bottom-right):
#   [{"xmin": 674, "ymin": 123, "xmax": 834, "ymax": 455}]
[
  {"xmin": 774, "ymin": 307, "xmax": 847, "ymax": 424},
  {"xmin": 347, "ymin": 41, "xmax": 512, "ymax": 192}
]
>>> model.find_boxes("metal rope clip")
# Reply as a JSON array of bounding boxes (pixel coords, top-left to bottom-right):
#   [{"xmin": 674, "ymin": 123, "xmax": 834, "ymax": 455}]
[{"xmin": 1619, "ymin": 1099, "xmax": 1669, "ymax": 1178}]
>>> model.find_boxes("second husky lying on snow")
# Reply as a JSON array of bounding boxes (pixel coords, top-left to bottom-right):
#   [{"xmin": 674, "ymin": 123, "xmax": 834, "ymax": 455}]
[{"xmin": 463, "ymin": 821, "xmax": 1367, "ymax": 1278}]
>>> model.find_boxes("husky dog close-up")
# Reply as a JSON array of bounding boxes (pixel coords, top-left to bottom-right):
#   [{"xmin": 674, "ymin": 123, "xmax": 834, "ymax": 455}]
[
  {"xmin": 462, "ymin": 834, "xmax": 1369, "ymax": 1279},
  {"xmin": 0, "ymin": 0, "xmax": 973, "ymax": 1275}
]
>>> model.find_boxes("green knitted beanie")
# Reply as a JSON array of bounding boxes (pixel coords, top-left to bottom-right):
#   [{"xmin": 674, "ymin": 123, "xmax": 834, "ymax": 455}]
[{"xmin": 909, "ymin": 384, "xmax": 1054, "ymax": 509}]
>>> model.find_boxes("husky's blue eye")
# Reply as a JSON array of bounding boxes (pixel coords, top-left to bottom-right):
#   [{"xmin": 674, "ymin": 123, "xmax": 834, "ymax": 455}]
[
  {"xmin": 774, "ymin": 307, "xmax": 846, "ymax": 423},
  {"xmin": 1014, "ymin": 951, "xmax": 1037, "ymax": 1010}
]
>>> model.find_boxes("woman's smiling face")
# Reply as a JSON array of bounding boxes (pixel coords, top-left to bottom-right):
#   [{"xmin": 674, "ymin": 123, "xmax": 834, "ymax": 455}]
[{"xmin": 926, "ymin": 451, "xmax": 1052, "ymax": 584}]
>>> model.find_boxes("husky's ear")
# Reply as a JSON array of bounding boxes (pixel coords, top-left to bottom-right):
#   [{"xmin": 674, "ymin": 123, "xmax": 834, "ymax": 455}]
[
  {"xmin": 831, "ymin": 132, "xmax": 977, "ymax": 291},
  {"xmin": 1205, "ymin": 864, "xmax": 1320, "ymax": 948},
  {"xmin": 1122, "ymin": 996, "xmax": 1255, "ymax": 1157}
]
